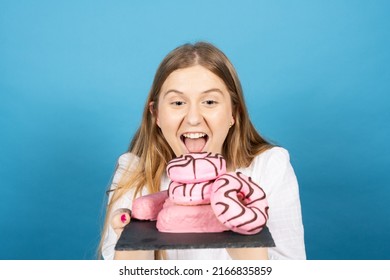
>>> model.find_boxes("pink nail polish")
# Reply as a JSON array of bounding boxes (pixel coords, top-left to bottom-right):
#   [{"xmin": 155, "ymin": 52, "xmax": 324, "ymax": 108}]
[{"xmin": 121, "ymin": 214, "xmax": 127, "ymax": 223}]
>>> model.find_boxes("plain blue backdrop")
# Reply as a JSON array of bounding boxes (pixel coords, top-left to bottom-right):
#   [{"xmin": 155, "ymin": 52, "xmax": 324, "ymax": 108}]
[{"xmin": 1, "ymin": 0, "xmax": 389, "ymax": 259}]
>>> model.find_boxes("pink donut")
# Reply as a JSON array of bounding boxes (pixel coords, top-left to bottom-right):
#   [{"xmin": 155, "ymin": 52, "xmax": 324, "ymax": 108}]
[
  {"xmin": 168, "ymin": 180, "xmax": 213, "ymax": 205},
  {"xmin": 210, "ymin": 172, "xmax": 269, "ymax": 235},
  {"xmin": 167, "ymin": 152, "xmax": 226, "ymax": 183},
  {"xmin": 132, "ymin": 190, "xmax": 169, "ymax": 221},
  {"xmin": 156, "ymin": 199, "xmax": 229, "ymax": 233}
]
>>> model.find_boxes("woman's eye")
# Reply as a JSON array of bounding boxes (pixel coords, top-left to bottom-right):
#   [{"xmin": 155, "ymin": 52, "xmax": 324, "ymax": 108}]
[
  {"xmin": 171, "ymin": 101, "xmax": 185, "ymax": 106},
  {"xmin": 204, "ymin": 100, "xmax": 217, "ymax": 106}
]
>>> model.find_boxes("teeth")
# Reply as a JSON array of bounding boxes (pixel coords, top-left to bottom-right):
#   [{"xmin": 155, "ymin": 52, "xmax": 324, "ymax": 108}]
[{"xmin": 183, "ymin": 133, "xmax": 206, "ymax": 139}]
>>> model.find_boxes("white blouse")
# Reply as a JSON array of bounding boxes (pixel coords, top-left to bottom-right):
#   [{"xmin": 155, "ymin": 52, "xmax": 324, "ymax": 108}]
[{"xmin": 102, "ymin": 147, "xmax": 306, "ymax": 260}]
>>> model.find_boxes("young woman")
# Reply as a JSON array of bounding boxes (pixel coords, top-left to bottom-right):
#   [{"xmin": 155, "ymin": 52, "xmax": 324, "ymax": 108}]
[{"xmin": 99, "ymin": 42, "xmax": 306, "ymax": 260}]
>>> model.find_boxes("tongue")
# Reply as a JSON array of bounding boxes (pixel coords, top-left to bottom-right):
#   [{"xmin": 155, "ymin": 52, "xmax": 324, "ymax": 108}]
[{"xmin": 184, "ymin": 137, "xmax": 206, "ymax": 153}]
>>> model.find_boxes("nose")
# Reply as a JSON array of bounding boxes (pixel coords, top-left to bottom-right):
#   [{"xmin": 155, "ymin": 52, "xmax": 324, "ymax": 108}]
[{"xmin": 185, "ymin": 104, "xmax": 203, "ymax": 126}]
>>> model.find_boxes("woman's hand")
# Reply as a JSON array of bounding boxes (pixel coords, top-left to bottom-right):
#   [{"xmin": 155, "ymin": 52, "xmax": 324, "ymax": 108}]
[
  {"xmin": 111, "ymin": 208, "xmax": 155, "ymax": 260},
  {"xmin": 227, "ymin": 248, "xmax": 268, "ymax": 260},
  {"xmin": 111, "ymin": 208, "xmax": 270, "ymax": 260},
  {"xmin": 110, "ymin": 208, "xmax": 132, "ymax": 238}
]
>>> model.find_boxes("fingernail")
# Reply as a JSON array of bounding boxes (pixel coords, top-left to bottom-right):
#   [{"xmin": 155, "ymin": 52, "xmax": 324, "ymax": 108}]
[{"xmin": 121, "ymin": 214, "xmax": 127, "ymax": 223}]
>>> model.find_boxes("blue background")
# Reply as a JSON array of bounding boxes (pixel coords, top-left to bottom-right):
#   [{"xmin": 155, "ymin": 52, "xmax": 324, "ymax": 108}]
[{"xmin": 1, "ymin": 0, "xmax": 389, "ymax": 260}]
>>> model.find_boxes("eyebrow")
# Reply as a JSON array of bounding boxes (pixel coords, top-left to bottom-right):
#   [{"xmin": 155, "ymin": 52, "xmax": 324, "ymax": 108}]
[{"xmin": 163, "ymin": 88, "xmax": 224, "ymax": 97}]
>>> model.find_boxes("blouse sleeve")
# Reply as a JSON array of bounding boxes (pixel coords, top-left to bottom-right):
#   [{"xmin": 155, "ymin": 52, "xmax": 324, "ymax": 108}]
[
  {"xmin": 251, "ymin": 147, "xmax": 306, "ymax": 259},
  {"xmin": 101, "ymin": 153, "xmax": 139, "ymax": 260}
]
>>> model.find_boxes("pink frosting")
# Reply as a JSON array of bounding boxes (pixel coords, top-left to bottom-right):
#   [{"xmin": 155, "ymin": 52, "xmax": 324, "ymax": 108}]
[
  {"xmin": 210, "ymin": 172, "xmax": 269, "ymax": 235},
  {"xmin": 168, "ymin": 180, "xmax": 213, "ymax": 205},
  {"xmin": 166, "ymin": 152, "xmax": 226, "ymax": 183},
  {"xmin": 132, "ymin": 190, "xmax": 168, "ymax": 221},
  {"xmin": 156, "ymin": 199, "xmax": 229, "ymax": 233},
  {"xmin": 131, "ymin": 153, "xmax": 268, "ymax": 236}
]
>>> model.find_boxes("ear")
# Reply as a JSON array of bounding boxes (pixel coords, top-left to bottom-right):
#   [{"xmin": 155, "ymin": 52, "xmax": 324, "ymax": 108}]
[
  {"xmin": 149, "ymin": 101, "xmax": 160, "ymax": 127},
  {"xmin": 230, "ymin": 116, "xmax": 235, "ymax": 126}
]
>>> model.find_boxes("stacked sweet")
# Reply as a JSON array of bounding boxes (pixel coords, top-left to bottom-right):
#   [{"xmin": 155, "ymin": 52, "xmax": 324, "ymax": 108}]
[{"xmin": 132, "ymin": 152, "xmax": 269, "ymax": 235}]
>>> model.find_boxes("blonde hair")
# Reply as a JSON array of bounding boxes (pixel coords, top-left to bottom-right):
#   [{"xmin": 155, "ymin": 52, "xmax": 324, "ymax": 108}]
[{"xmin": 98, "ymin": 42, "xmax": 273, "ymax": 258}]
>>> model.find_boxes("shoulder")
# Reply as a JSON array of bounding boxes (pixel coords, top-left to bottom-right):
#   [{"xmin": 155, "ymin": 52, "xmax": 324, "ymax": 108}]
[
  {"xmin": 117, "ymin": 152, "xmax": 139, "ymax": 167},
  {"xmin": 115, "ymin": 152, "xmax": 140, "ymax": 173},
  {"xmin": 110, "ymin": 152, "xmax": 140, "ymax": 187},
  {"xmin": 239, "ymin": 147, "xmax": 294, "ymax": 188},
  {"xmin": 252, "ymin": 146, "xmax": 291, "ymax": 168}
]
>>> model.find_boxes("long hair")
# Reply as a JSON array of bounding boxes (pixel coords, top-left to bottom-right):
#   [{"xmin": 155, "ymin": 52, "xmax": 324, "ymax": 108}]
[{"xmin": 98, "ymin": 42, "xmax": 273, "ymax": 258}]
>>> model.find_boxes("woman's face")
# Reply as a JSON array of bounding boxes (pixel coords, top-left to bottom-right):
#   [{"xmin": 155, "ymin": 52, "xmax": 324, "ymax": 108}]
[{"xmin": 155, "ymin": 65, "xmax": 234, "ymax": 157}]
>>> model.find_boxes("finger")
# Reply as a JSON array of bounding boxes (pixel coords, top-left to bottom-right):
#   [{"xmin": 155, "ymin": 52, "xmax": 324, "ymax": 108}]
[
  {"xmin": 111, "ymin": 210, "xmax": 132, "ymax": 229},
  {"xmin": 119, "ymin": 212, "xmax": 131, "ymax": 225},
  {"xmin": 112, "ymin": 208, "xmax": 132, "ymax": 217}
]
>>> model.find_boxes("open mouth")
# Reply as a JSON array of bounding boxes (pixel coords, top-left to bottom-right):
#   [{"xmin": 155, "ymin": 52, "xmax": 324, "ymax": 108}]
[{"xmin": 181, "ymin": 133, "xmax": 209, "ymax": 153}]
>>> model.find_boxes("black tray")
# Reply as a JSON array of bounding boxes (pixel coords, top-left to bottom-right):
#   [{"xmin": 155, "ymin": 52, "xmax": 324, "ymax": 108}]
[{"xmin": 115, "ymin": 220, "xmax": 275, "ymax": 251}]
